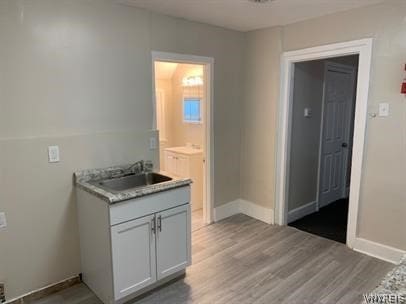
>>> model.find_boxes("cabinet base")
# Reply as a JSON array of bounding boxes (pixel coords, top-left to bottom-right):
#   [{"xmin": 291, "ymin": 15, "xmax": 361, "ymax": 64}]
[{"xmin": 117, "ymin": 270, "xmax": 186, "ymax": 304}]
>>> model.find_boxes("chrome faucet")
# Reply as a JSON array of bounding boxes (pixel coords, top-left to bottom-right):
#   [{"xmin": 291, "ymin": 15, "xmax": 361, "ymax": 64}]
[
  {"xmin": 110, "ymin": 160, "xmax": 153, "ymax": 178},
  {"xmin": 127, "ymin": 160, "xmax": 144, "ymax": 174}
]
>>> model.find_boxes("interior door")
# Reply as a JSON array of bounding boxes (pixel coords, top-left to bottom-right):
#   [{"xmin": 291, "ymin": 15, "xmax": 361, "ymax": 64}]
[
  {"xmin": 319, "ymin": 62, "xmax": 355, "ymax": 208},
  {"xmin": 111, "ymin": 215, "xmax": 157, "ymax": 300},
  {"xmin": 156, "ymin": 204, "xmax": 191, "ymax": 280}
]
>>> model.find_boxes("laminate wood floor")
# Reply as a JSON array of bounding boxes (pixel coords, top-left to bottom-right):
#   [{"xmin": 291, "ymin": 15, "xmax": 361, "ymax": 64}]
[{"xmin": 32, "ymin": 214, "xmax": 393, "ymax": 304}]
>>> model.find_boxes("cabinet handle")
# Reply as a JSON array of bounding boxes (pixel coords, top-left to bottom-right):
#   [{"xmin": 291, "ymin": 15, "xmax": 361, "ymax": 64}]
[
  {"xmin": 157, "ymin": 215, "xmax": 162, "ymax": 232},
  {"xmin": 151, "ymin": 216, "xmax": 156, "ymax": 234}
]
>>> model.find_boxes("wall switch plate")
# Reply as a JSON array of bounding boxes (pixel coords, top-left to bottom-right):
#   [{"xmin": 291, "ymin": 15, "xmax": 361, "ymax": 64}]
[
  {"xmin": 304, "ymin": 107, "xmax": 312, "ymax": 118},
  {"xmin": 378, "ymin": 103, "xmax": 389, "ymax": 117},
  {"xmin": 48, "ymin": 146, "xmax": 60, "ymax": 163},
  {"xmin": 0, "ymin": 283, "xmax": 5, "ymax": 303},
  {"xmin": 149, "ymin": 137, "xmax": 157, "ymax": 150},
  {"xmin": 0, "ymin": 213, "xmax": 7, "ymax": 229}
]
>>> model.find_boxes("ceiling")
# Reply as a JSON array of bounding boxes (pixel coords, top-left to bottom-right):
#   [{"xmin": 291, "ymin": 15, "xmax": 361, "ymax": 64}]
[
  {"xmin": 155, "ymin": 62, "xmax": 178, "ymax": 80},
  {"xmin": 120, "ymin": 0, "xmax": 385, "ymax": 32}
]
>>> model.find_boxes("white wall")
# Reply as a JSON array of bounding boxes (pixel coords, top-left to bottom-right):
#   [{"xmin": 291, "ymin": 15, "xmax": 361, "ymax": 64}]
[
  {"xmin": 0, "ymin": 0, "xmax": 245, "ymax": 299},
  {"xmin": 241, "ymin": 1, "xmax": 406, "ymax": 251}
]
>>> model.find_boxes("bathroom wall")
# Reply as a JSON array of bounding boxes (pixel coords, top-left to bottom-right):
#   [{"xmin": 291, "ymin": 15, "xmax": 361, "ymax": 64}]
[
  {"xmin": 170, "ymin": 64, "xmax": 205, "ymax": 148},
  {"xmin": 0, "ymin": 0, "xmax": 245, "ymax": 299},
  {"xmin": 241, "ymin": 1, "xmax": 406, "ymax": 251},
  {"xmin": 155, "ymin": 78, "xmax": 174, "ymax": 166}
]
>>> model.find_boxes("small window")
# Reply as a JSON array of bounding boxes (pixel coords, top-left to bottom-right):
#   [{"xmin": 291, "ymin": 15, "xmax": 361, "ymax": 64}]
[{"xmin": 183, "ymin": 98, "xmax": 201, "ymax": 123}]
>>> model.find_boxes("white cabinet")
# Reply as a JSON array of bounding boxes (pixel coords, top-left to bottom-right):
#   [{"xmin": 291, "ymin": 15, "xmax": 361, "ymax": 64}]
[
  {"xmin": 111, "ymin": 206, "xmax": 191, "ymax": 300},
  {"xmin": 111, "ymin": 215, "xmax": 157, "ymax": 299},
  {"xmin": 176, "ymin": 155, "xmax": 190, "ymax": 178},
  {"xmin": 164, "ymin": 152, "xmax": 178, "ymax": 174},
  {"xmin": 164, "ymin": 148, "xmax": 203, "ymax": 211},
  {"xmin": 76, "ymin": 186, "xmax": 191, "ymax": 304},
  {"xmin": 156, "ymin": 205, "xmax": 191, "ymax": 280}
]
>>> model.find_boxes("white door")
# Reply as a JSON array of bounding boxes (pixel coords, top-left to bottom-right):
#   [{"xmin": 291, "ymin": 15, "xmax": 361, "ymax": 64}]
[
  {"xmin": 319, "ymin": 62, "xmax": 355, "ymax": 208},
  {"xmin": 156, "ymin": 204, "xmax": 191, "ymax": 280},
  {"xmin": 111, "ymin": 215, "xmax": 157, "ymax": 300}
]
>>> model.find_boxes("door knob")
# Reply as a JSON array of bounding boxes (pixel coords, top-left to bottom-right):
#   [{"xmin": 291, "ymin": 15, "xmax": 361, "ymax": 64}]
[{"xmin": 342, "ymin": 143, "xmax": 348, "ymax": 148}]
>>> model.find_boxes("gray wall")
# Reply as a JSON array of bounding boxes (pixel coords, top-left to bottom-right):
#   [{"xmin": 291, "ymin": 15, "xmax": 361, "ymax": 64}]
[
  {"xmin": 241, "ymin": 1, "xmax": 406, "ymax": 251},
  {"xmin": 0, "ymin": 0, "xmax": 245, "ymax": 299},
  {"xmin": 240, "ymin": 26, "xmax": 282, "ymax": 209},
  {"xmin": 288, "ymin": 61, "xmax": 324, "ymax": 211}
]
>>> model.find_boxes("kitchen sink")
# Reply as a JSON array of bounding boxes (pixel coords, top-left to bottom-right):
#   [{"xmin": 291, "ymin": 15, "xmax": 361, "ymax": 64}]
[{"xmin": 91, "ymin": 172, "xmax": 172, "ymax": 192}]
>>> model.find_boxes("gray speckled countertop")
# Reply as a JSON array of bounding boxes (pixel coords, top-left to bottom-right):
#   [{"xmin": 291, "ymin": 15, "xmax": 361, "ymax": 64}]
[
  {"xmin": 74, "ymin": 164, "xmax": 192, "ymax": 204},
  {"xmin": 366, "ymin": 255, "xmax": 406, "ymax": 302}
]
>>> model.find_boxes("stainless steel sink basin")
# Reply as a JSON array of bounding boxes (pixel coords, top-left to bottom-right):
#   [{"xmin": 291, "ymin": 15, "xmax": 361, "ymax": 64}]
[{"xmin": 90, "ymin": 172, "xmax": 172, "ymax": 192}]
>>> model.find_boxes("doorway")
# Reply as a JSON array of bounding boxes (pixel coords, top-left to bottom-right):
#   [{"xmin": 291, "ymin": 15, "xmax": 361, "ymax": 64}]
[
  {"xmin": 287, "ymin": 57, "xmax": 358, "ymax": 244},
  {"xmin": 275, "ymin": 39, "xmax": 373, "ymax": 248},
  {"xmin": 152, "ymin": 51, "xmax": 214, "ymax": 231}
]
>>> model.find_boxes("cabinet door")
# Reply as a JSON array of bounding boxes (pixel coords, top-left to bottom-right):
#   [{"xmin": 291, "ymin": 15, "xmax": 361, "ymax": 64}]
[
  {"xmin": 176, "ymin": 155, "xmax": 190, "ymax": 178},
  {"xmin": 164, "ymin": 151, "xmax": 177, "ymax": 175},
  {"xmin": 111, "ymin": 215, "xmax": 157, "ymax": 300},
  {"xmin": 156, "ymin": 204, "xmax": 191, "ymax": 280}
]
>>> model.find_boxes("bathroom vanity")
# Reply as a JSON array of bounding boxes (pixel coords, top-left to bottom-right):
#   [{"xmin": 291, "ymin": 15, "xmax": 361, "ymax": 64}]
[
  {"xmin": 164, "ymin": 146, "xmax": 203, "ymax": 211},
  {"xmin": 75, "ymin": 165, "xmax": 192, "ymax": 304}
]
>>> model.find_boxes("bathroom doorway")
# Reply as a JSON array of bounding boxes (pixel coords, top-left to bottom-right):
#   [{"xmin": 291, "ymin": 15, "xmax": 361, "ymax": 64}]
[{"xmin": 152, "ymin": 52, "xmax": 214, "ymax": 232}]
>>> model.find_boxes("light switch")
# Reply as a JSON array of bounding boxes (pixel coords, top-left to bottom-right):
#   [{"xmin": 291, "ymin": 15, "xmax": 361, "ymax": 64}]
[
  {"xmin": 48, "ymin": 146, "xmax": 60, "ymax": 163},
  {"xmin": 0, "ymin": 212, "xmax": 7, "ymax": 229},
  {"xmin": 304, "ymin": 107, "xmax": 312, "ymax": 118},
  {"xmin": 378, "ymin": 103, "xmax": 390, "ymax": 117}
]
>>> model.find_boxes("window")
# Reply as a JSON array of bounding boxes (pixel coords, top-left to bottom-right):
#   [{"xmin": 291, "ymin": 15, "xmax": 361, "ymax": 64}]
[{"xmin": 183, "ymin": 98, "xmax": 201, "ymax": 123}]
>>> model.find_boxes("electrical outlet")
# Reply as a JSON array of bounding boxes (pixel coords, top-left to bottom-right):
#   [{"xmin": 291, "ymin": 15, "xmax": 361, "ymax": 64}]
[
  {"xmin": 48, "ymin": 145, "xmax": 60, "ymax": 163},
  {"xmin": 0, "ymin": 283, "xmax": 5, "ymax": 303}
]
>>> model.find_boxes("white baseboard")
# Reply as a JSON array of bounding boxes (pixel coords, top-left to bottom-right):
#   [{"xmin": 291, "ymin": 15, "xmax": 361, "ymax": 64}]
[
  {"xmin": 5, "ymin": 276, "xmax": 80, "ymax": 303},
  {"xmin": 287, "ymin": 201, "xmax": 317, "ymax": 223},
  {"xmin": 239, "ymin": 199, "xmax": 274, "ymax": 224},
  {"xmin": 213, "ymin": 199, "xmax": 241, "ymax": 222},
  {"xmin": 214, "ymin": 199, "xmax": 274, "ymax": 224},
  {"xmin": 353, "ymin": 237, "xmax": 405, "ymax": 264}
]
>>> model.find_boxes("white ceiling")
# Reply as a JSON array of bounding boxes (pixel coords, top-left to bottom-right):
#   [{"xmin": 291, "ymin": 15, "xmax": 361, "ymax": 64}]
[
  {"xmin": 155, "ymin": 62, "xmax": 178, "ymax": 80},
  {"xmin": 120, "ymin": 0, "xmax": 385, "ymax": 32}
]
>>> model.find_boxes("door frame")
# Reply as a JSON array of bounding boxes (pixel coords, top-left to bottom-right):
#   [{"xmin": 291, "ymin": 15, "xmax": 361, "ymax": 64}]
[
  {"xmin": 275, "ymin": 39, "xmax": 373, "ymax": 247},
  {"xmin": 151, "ymin": 51, "xmax": 214, "ymax": 225},
  {"xmin": 316, "ymin": 61, "xmax": 356, "ymax": 209}
]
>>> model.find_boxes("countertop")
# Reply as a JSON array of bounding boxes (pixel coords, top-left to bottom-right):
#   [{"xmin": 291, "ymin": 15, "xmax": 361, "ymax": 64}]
[
  {"xmin": 368, "ymin": 254, "xmax": 406, "ymax": 300},
  {"xmin": 74, "ymin": 165, "xmax": 192, "ymax": 204}
]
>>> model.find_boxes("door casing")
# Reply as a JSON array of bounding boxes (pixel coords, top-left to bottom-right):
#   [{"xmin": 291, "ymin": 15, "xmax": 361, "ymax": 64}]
[
  {"xmin": 275, "ymin": 39, "xmax": 373, "ymax": 248},
  {"xmin": 151, "ymin": 51, "xmax": 214, "ymax": 225}
]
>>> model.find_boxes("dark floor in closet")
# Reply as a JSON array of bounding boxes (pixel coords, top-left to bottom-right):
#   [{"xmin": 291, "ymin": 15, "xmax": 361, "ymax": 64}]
[{"xmin": 289, "ymin": 199, "xmax": 349, "ymax": 244}]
